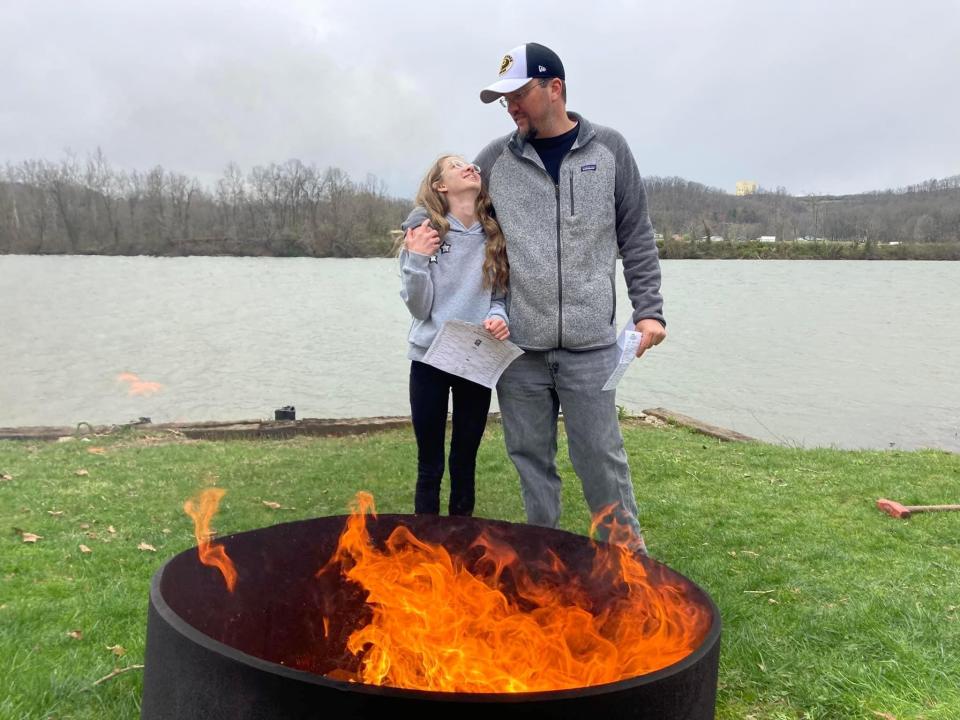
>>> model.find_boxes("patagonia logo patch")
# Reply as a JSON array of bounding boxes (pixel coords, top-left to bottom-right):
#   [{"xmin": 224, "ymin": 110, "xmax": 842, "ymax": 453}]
[{"xmin": 580, "ymin": 164, "xmax": 597, "ymax": 172}]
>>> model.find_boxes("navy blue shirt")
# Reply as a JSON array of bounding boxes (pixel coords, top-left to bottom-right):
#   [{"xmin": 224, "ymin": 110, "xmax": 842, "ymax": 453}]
[{"xmin": 530, "ymin": 123, "xmax": 579, "ymax": 185}]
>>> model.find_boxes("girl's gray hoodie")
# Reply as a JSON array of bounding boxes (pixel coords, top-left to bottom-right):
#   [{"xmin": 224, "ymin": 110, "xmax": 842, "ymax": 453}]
[{"xmin": 399, "ymin": 207, "xmax": 508, "ymax": 361}]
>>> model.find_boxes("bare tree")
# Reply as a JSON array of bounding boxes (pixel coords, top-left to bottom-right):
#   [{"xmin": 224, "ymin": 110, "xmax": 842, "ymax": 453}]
[{"xmin": 84, "ymin": 147, "xmax": 123, "ymax": 250}]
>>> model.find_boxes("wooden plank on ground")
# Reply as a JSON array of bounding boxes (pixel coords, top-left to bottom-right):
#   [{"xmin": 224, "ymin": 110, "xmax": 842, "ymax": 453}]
[{"xmin": 642, "ymin": 407, "xmax": 757, "ymax": 443}]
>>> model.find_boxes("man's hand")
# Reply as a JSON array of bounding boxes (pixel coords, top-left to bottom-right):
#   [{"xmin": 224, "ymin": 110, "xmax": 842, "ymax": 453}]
[
  {"xmin": 635, "ymin": 318, "xmax": 666, "ymax": 358},
  {"xmin": 483, "ymin": 317, "xmax": 510, "ymax": 340},
  {"xmin": 405, "ymin": 219, "xmax": 441, "ymax": 256}
]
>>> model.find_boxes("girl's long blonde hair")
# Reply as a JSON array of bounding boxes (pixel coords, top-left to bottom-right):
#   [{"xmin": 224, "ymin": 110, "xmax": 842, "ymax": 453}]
[{"xmin": 409, "ymin": 154, "xmax": 509, "ymax": 294}]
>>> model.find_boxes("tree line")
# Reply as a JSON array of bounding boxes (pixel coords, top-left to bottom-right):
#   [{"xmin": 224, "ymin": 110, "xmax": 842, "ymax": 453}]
[
  {"xmin": 0, "ymin": 151, "xmax": 410, "ymax": 257},
  {"xmin": 646, "ymin": 175, "xmax": 960, "ymax": 246},
  {"xmin": 1, "ymin": 152, "xmax": 958, "ymax": 258}
]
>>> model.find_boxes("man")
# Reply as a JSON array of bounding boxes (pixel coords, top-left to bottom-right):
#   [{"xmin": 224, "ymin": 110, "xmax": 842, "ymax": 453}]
[
  {"xmin": 406, "ymin": 42, "xmax": 665, "ymax": 552},
  {"xmin": 478, "ymin": 42, "xmax": 666, "ymax": 553}
]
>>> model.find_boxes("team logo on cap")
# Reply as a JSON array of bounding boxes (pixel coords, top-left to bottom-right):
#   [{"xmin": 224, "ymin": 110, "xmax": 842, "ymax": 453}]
[{"xmin": 499, "ymin": 54, "xmax": 514, "ymax": 75}]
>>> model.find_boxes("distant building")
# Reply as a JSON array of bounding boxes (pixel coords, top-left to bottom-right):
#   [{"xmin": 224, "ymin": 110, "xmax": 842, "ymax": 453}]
[
  {"xmin": 757, "ymin": 235, "xmax": 776, "ymax": 243},
  {"xmin": 736, "ymin": 180, "xmax": 758, "ymax": 196}
]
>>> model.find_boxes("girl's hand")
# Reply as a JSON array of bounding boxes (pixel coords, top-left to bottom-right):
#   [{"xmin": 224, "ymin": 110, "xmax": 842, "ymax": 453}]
[
  {"xmin": 406, "ymin": 219, "xmax": 441, "ymax": 256},
  {"xmin": 483, "ymin": 317, "xmax": 510, "ymax": 341}
]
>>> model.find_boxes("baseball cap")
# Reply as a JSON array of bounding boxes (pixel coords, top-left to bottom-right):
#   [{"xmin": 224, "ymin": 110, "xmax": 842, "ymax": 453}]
[{"xmin": 480, "ymin": 43, "xmax": 565, "ymax": 104}]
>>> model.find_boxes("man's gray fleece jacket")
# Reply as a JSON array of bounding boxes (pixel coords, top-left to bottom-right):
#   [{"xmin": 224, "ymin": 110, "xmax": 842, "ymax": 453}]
[{"xmin": 474, "ymin": 112, "xmax": 664, "ymax": 352}]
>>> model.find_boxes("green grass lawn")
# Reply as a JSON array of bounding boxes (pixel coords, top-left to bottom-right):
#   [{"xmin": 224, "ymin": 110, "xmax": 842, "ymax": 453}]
[{"xmin": 1, "ymin": 422, "xmax": 958, "ymax": 719}]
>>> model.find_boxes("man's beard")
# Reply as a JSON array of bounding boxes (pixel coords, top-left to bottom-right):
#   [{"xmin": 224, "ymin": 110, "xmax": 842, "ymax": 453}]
[{"xmin": 518, "ymin": 125, "xmax": 539, "ymax": 142}]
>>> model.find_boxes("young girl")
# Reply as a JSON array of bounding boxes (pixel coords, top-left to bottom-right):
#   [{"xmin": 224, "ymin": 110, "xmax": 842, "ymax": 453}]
[{"xmin": 399, "ymin": 154, "xmax": 510, "ymax": 516}]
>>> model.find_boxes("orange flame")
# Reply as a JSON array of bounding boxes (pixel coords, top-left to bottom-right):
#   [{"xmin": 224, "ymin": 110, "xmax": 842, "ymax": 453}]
[
  {"xmin": 183, "ymin": 488, "xmax": 237, "ymax": 592},
  {"xmin": 322, "ymin": 492, "xmax": 711, "ymax": 692},
  {"xmin": 117, "ymin": 372, "xmax": 163, "ymax": 396},
  {"xmin": 589, "ymin": 502, "xmax": 648, "ymax": 554}
]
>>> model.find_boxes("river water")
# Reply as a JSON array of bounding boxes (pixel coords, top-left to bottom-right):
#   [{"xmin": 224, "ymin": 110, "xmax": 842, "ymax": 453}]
[{"xmin": 1, "ymin": 256, "xmax": 957, "ymax": 451}]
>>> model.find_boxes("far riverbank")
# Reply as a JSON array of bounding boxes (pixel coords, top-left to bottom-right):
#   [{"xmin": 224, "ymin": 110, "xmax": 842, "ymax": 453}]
[{"xmin": 657, "ymin": 239, "xmax": 960, "ymax": 260}]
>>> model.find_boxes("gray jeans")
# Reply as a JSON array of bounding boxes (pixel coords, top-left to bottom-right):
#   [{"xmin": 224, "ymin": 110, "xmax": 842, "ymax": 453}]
[{"xmin": 496, "ymin": 344, "xmax": 646, "ymax": 552}]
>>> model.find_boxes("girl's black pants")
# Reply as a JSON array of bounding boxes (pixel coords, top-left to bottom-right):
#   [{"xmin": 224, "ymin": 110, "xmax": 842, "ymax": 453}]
[{"xmin": 409, "ymin": 360, "xmax": 491, "ymax": 515}]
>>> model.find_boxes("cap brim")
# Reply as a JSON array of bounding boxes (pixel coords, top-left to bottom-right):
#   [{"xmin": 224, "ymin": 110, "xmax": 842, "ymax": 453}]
[{"xmin": 479, "ymin": 77, "xmax": 530, "ymax": 104}]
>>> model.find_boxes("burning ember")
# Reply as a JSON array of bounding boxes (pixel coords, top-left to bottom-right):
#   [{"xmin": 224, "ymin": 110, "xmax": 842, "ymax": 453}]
[
  {"xmin": 117, "ymin": 371, "xmax": 163, "ymax": 396},
  {"xmin": 183, "ymin": 488, "xmax": 237, "ymax": 592}
]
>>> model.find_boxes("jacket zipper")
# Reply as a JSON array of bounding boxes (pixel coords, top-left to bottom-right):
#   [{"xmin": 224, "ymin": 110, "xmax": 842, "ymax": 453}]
[
  {"xmin": 569, "ymin": 173, "xmax": 575, "ymax": 216},
  {"xmin": 555, "ymin": 182, "xmax": 563, "ymax": 348}
]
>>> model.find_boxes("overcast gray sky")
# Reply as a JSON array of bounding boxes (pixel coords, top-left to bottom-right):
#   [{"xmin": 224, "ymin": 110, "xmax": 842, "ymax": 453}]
[{"xmin": 2, "ymin": 0, "xmax": 957, "ymax": 198}]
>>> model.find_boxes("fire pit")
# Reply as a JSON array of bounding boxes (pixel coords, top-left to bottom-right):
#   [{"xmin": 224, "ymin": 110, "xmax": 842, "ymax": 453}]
[{"xmin": 141, "ymin": 510, "xmax": 720, "ymax": 719}]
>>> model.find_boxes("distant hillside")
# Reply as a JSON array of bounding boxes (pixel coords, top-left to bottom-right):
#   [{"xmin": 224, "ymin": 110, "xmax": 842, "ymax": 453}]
[
  {"xmin": 645, "ymin": 175, "xmax": 960, "ymax": 245},
  {"xmin": 1, "ymin": 152, "xmax": 958, "ymax": 257}
]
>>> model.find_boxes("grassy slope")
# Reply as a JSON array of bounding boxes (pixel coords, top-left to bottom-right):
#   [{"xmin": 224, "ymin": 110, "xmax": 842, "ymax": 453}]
[{"xmin": 0, "ymin": 423, "xmax": 957, "ymax": 719}]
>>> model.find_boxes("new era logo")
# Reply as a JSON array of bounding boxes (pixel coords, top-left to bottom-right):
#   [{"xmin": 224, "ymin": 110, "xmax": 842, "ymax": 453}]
[{"xmin": 538, "ymin": 65, "xmax": 547, "ymax": 72}]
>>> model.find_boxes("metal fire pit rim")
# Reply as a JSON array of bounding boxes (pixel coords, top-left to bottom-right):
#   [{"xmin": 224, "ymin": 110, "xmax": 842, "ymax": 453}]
[{"xmin": 150, "ymin": 513, "xmax": 721, "ymax": 704}]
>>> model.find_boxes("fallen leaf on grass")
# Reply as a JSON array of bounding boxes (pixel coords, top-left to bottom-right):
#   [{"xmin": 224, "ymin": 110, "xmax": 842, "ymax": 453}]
[
  {"xmin": 87, "ymin": 447, "xmax": 107, "ymax": 455},
  {"xmin": 74, "ymin": 469, "xmax": 89, "ymax": 477},
  {"xmin": 79, "ymin": 544, "xmax": 93, "ymax": 554},
  {"xmin": 262, "ymin": 500, "xmax": 282, "ymax": 509},
  {"xmin": 67, "ymin": 630, "xmax": 83, "ymax": 640},
  {"xmin": 1, "ymin": 473, "xmax": 12, "ymax": 481},
  {"xmin": 85, "ymin": 531, "xmax": 98, "ymax": 540},
  {"xmin": 14, "ymin": 528, "xmax": 42, "ymax": 543},
  {"xmin": 161, "ymin": 528, "xmax": 171, "ymax": 534},
  {"xmin": 137, "ymin": 542, "xmax": 157, "ymax": 552},
  {"xmin": 106, "ymin": 644, "xmax": 127, "ymax": 657},
  {"xmin": 107, "ymin": 525, "xmax": 116, "ymax": 534},
  {"xmin": 47, "ymin": 510, "xmax": 65, "ymax": 517},
  {"xmin": 79, "ymin": 523, "xmax": 91, "ymax": 530},
  {"xmin": 871, "ymin": 712, "xmax": 897, "ymax": 720}
]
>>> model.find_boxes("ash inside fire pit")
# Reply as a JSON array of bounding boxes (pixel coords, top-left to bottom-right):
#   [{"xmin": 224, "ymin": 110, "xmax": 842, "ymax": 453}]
[{"xmin": 142, "ymin": 513, "xmax": 721, "ymax": 720}]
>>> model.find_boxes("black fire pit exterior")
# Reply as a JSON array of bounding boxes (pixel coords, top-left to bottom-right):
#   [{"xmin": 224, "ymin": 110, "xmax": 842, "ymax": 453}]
[{"xmin": 141, "ymin": 515, "xmax": 721, "ymax": 720}]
